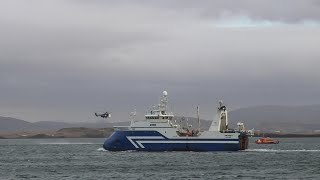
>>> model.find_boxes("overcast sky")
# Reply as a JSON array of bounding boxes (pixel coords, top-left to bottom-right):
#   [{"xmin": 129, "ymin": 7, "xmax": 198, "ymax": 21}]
[{"xmin": 1, "ymin": 0, "xmax": 320, "ymax": 122}]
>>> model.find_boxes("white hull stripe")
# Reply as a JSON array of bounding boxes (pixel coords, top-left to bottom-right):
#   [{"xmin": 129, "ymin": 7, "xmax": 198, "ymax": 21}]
[
  {"xmin": 126, "ymin": 136, "xmax": 165, "ymax": 148},
  {"xmin": 136, "ymin": 141, "xmax": 239, "ymax": 148},
  {"xmin": 126, "ymin": 136, "xmax": 238, "ymax": 148}
]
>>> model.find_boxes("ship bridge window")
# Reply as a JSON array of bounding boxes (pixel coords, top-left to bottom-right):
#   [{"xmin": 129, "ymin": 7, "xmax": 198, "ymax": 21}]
[{"xmin": 146, "ymin": 116, "xmax": 160, "ymax": 119}]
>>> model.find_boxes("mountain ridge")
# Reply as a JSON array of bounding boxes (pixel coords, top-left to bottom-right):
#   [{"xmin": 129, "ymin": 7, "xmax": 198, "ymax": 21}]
[{"xmin": 1, "ymin": 104, "xmax": 320, "ymax": 133}]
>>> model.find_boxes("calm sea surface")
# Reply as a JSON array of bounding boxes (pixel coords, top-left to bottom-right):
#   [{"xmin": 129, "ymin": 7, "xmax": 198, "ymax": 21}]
[{"xmin": 0, "ymin": 137, "xmax": 319, "ymax": 179}]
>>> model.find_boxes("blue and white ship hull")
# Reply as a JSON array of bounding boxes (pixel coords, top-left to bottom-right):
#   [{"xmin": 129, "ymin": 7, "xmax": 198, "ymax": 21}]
[{"xmin": 103, "ymin": 130, "xmax": 247, "ymax": 151}]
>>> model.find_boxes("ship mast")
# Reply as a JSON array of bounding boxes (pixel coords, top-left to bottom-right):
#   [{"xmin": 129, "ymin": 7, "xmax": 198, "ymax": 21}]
[
  {"xmin": 130, "ymin": 109, "xmax": 136, "ymax": 125},
  {"xmin": 159, "ymin": 91, "xmax": 168, "ymax": 113},
  {"xmin": 197, "ymin": 106, "xmax": 200, "ymax": 132}
]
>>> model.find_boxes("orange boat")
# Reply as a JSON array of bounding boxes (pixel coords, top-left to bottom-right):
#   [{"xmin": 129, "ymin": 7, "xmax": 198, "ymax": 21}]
[{"xmin": 255, "ymin": 137, "xmax": 279, "ymax": 144}]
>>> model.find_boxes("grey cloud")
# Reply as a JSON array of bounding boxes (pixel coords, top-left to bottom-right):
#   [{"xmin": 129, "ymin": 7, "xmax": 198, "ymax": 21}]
[
  {"xmin": 80, "ymin": 0, "xmax": 320, "ymax": 23},
  {"xmin": 0, "ymin": 0, "xmax": 320, "ymax": 122},
  {"xmin": 135, "ymin": 0, "xmax": 320, "ymax": 23}
]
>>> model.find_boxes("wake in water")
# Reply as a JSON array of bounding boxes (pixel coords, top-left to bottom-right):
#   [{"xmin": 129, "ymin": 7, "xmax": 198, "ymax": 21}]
[
  {"xmin": 97, "ymin": 148, "xmax": 320, "ymax": 153},
  {"xmin": 245, "ymin": 149, "xmax": 320, "ymax": 152},
  {"xmin": 96, "ymin": 148, "xmax": 139, "ymax": 152},
  {"xmin": 40, "ymin": 142, "xmax": 99, "ymax": 145},
  {"xmin": 97, "ymin": 148, "xmax": 108, "ymax": 152}
]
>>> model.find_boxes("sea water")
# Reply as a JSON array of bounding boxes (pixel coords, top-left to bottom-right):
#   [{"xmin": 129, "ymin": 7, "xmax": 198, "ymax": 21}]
[{"xmin": 0, "ymin": 138, "xmax": 320, "ymax": 179}]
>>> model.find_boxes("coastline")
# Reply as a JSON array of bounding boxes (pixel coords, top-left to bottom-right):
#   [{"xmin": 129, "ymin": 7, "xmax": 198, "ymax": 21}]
[
  {"xmin": 254, "ymin": 133, "xmax": 320, "ymax": 138},
  {"xmin": 0, "ymin": 127, "xmax": 113, "ymax": 139},
  {"xmin": 1, "ymin": 128, "xmax": 320, "ymax": 139}
]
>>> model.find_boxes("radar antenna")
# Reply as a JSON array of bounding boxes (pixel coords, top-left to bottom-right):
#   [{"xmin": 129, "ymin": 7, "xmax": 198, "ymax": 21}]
[{"xmin": 159, "ymin": 91, "xmax": 169, "ymax": 112}]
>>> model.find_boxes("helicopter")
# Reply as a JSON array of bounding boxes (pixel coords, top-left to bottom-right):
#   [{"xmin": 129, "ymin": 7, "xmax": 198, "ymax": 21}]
[{"xmin": 95, "ymin": 111, "xmax": 111, "ymax": 118}]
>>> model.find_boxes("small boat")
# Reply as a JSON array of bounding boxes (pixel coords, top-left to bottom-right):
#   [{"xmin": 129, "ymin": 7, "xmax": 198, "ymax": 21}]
[{"xmin": 255, "ymin": 137, "xmax": 279, "ymax": 144}]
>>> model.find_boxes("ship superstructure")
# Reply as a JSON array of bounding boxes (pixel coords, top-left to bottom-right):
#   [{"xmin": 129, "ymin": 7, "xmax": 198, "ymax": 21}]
[{"xmin": 103, "ymin": 91, "xmax": 252, "ymax": 151}]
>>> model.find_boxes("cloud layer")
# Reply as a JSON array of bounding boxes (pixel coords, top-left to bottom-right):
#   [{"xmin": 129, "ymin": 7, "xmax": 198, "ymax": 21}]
[{"xmin": 1, "ymin": 0, "xmax": 320, "ymax": 122}]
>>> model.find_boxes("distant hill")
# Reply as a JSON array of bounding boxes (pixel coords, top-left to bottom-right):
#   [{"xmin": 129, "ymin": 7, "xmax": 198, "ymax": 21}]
[
  {"xmin": 0, "ymin": 116, "xmax": 38, "ymax": 132},
  {"xmin": 228, "ymin": 105, "xmax": 320, "ymax": 133},
  {"xmin": 0, "ymin": 116, "xmax": 130, "ymax": 132},
  {"xmin": 1, "ymin": 105, "xmax": 320, "ymax": 133},
  {"xmin": 173, "ymin": 116, "xmax": 211, "ymax": 130},
  {"xmin": 0, "ymin": 127, "xmax": 114, "ymax": 139},
  {"xmin": 33, "ymin": 121, "xmax": 74, "ymax": 130},
  {"xmin": 55, "ymin": 127, "xmax": 113, "ymax": 138}
]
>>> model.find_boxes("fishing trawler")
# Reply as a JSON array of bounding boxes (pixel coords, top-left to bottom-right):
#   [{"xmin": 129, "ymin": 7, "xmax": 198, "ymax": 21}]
[{"xmin": 103, "ymin": 91, "xmax": 253, "ymax": 151}]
